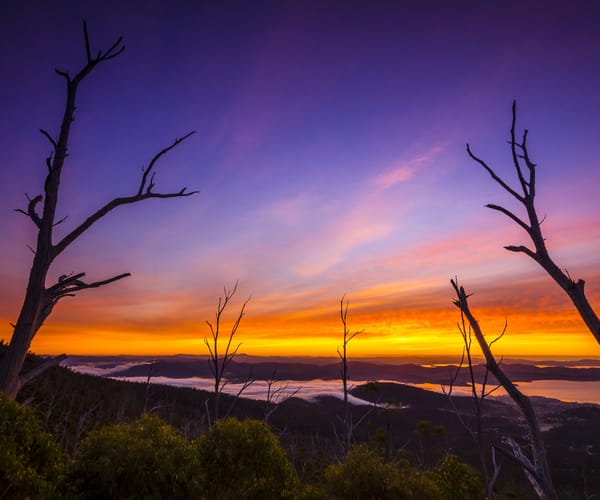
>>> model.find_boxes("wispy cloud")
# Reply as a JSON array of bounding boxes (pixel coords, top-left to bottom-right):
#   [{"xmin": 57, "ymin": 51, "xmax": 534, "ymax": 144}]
[
  {"xmin": 373, "ymin": 165, "xmax": 414, "ymax": 189},
  {"xmin": 372, "ymin": 144, "xmax": 446, "ymax": 189}
]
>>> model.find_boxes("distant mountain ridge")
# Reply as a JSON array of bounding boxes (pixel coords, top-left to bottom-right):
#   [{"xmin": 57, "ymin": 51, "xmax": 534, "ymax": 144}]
[{"xmin": 64, "ymin": 355, "xmax": 600, "ymax": 385}]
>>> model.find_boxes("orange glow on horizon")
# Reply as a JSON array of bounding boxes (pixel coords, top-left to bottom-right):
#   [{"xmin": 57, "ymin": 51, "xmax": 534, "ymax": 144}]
[
  {"xmin": 4, "ymin": 295, "xmax": 598, "ymax": 359},
  {"xmin": 2, "ymin": 266, "xmax": 600, "ymax": 359}
]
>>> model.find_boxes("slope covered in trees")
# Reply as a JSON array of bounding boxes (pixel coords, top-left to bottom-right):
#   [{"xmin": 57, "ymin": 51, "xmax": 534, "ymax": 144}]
[{"xmin": 3, "ymin": 349, "xmax": 600, "ymax": 498}]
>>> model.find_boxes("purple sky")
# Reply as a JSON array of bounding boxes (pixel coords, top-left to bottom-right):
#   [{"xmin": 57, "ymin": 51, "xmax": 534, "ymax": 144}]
[{"xmin": 1, "ymin": 1, "xmax": 600, "ymax": 356}]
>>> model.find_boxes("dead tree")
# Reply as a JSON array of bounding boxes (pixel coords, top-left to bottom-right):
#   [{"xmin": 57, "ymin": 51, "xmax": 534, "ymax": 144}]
[
  {"xmin": 0, "ymin": 22, "xmax": 197, "ymax": 399},
  {"xmin": 337, "ymin": 295, "xmax": 364, "ymax": 455},
  {"xmin": 467, "ymin": 101, "xmax": 600, "ymax": 343},
  {"xmin": 203, "ymin": 282, "xmax": 251, "ymax": 424},
  {"xmin": 451, "ymin": 278, "xmax": 558, "ymax": 500},
  {"xmin": 263, "ymin": 368, "xmax": 301, "ymax": 424},
  {"xmin": 443, "ymin": 306, "xmax": 504, "ymax": 498}
]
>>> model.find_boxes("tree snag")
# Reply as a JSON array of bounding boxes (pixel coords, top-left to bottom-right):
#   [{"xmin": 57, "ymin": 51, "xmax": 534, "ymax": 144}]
[
  {"xmin": 0, "ymin": 22, "xmax": 197, "ymax": 398},
  {"xmin": 337, "ymin": 294, "xmax": 364, "ymax": 456},
  {"xmin": 443, "ymin": 308, "xmax": 503, "ymax": 499},
  {"xmin": 467, "ymin": 101, "xmax": 600, "ymax": 343},
  {"xmin": 203, "ymin": 281, "xmax": 251, "ymax": 424},
  {"xmin": 451, "ymin": 278, "xmax": 557, "ymax": 500}
]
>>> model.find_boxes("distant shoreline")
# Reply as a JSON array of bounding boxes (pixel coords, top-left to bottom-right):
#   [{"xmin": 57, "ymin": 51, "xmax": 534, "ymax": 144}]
[{"xmin": 63, "ymin": 354, "xmax": 600, "ymax": 406}]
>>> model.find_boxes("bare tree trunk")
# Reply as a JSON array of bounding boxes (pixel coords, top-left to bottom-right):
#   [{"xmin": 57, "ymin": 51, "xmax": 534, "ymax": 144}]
[
  {"xmin": 0, "ymin": 22, "xmax": 197, "ymax": 398},
  {"xmin": 467, "ymin": 101, "xmax": 600, "ymax": 343},
  {"xmin": 337, "ymin": 295, "xmax": 364, "ymax": 455},
  {"xmin": 451, "ymin": 279, "xmax": 558, "ymax": 500},
  {"xmin": 263, "ymin": 368, "xmax": 300, "ymax": 424},
  {"xmin": 204, "ymin": 282, "xmax": 251, "ymax": 424},
  {"xmin": 443, "ymin": 316, "xmax": 503, "ymax": 499}
]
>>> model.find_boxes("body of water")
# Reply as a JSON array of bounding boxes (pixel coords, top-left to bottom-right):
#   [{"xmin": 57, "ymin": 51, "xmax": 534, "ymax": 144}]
[
  {"xmin": 114, "ymin": 375, "xmax": 600, "ymax": 406},
  {"xmin": 412, "ymin": 380, "xmax": 600, "ymax": 405},
  {"xmin": 66, "ymin": 359, "xmax": 600, "ymax": 406}
]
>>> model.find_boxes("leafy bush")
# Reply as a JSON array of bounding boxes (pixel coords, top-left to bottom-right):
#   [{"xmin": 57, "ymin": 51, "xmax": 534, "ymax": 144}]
[
  {"xmin": 68, "ymin": 414, "xmax": 201, "ymax": 499},
  {"xmin": 431, "ymin": 453, "xmax": 485, "ymax": 500},
  {"xmin": 194, "ymin": 417, "xmax": 298, "ymax": 499},
  {"xmin": 0, "ymin": 392, "xmax": 65, "ymax": 499},
  {"xmin": 320, "ymin": 444, "xmax": 441, "ymax": 499}
]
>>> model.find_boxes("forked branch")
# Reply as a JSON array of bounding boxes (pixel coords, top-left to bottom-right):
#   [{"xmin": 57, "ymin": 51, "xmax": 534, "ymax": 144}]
[
  {"xmin": 203, "ymin": 282, "xmax": 251, "ymax": 422},
  {"xmin": 15, "ymin": 194, "xmax": 43, "ymax": 228},
  {"xmin": 53, "ymin": 132, "xmax": 198, "ymax": 258},
  {"xmin": 451, "ymin": 278, "xmax": 557, "ymax": 500},
  {"xmin": 466, "ymin": 101, "xmax": 600, "ymax": 343},
  {"xmin": 47, "ymin": 271, "xmax": 131, "ymax": 300},
  {"xmin": 338, "ymin": 294, "xmax": 365, "ymax": 456},
  {"xmin": 0, "ymin": 20, "xmax": 198, "ymax": 399}
]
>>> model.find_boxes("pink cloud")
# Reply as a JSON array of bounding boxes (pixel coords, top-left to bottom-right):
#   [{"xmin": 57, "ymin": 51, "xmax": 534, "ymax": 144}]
[
  {"xmin": 373, "ymin": 165, "xmax": 414, "ymax": 189},
  {"xmin": 372, "ymin": 144, "xmax": 446, "ymax": 189}
]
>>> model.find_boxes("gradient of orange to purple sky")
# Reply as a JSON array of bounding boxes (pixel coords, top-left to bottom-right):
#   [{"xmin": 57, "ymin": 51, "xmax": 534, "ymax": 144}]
[{"xmin": 1, "ymin": 1, "xmax": 600, "ymax": 358}]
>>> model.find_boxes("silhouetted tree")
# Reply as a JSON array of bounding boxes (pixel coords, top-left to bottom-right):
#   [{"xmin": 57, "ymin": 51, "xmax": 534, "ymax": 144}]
[
  {"xmin": 263, "ymin": 368, "xmax": 300, "ymax": 424},
  {"xmin": 451, "ymin": 279, "xmax": 557, "ymax": 500},
  {"xmin": 337, "ymin": 295, "xmax": 365, "ymax": 456},
  {"xmin": 467, "ymin": 101, "xmax": 600, "ymax": 343},
  {"xmin": 203, "ymin": 282, "xmax": 251, "ymax": 424},
  {"xmin": 443, "ymin": 303, "xmax": 503, "ymax": 498},
  {"xmin": 0, "ymin": 22, "xmax": 197, "ymax": 398}
]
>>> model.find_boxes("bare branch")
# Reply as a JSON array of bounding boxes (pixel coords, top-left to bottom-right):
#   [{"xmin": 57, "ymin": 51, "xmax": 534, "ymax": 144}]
[
  {"xmin": 504, "ymin": 438, "xmax": 544, "ymax": 497},
  {"xmin": 14, "ymin": 194, "xmax": 43, "ymax": 228},
  {"xmin": 488, "ymin": 319, "xmax": 507, "ymax": 349},
  {"xmin": 466, "ymin": 144, "xmax": 524, "ymax": 202},
  {"xmin": 69, "ymin": 21, "xmax": 125, "ymax": 86},
  {"xmin": 223, "ymin": 372, "xmax": 254, "ymax": 419},
  {"xmin": 203, "ymin": 282, "xmax": 250, "ymax": 422},
  {"xmin": 138, "ymin": 131, "xmax": 196, "ymax": 196},
  {"xmin": 53, "ymin": 132, "xmax": 198, "ymax": 257},
  {"xmin": 99, "ymin": 35, "xmax": 125, "ymax": 61},
  {"xmin": 504, "ymin": 245, "xmax": 537, "ymax": 260},
  {"xmin": 47, "ymin": 271, "xmax": 130, "ymax": 299},
  {"xmin": 0, "ymin": 21, "xmax": 197, "ymax": 399},
  {"xmin": 467, "ymin": 102, "xmax": 600, "ymax": 344},
  {"xmin": 40, "ymin": 129, "xmax": 58, "ymax": 149},
  {"xmin": 338, "ymin": 294, "xmax": 366, "ymax": 455},
  {"xmin": 509, "ymin": 101, "xmax": 531, "ymax": 198},
  {"xmin": 54, "ymin": 68, "xmax": 70, "ymax": 81},
  {"xmin": 485, "ymin": 204, "xmax": 531, "ymax": 234},
  {"xmin": 18, "ymin": 354, "xmax": 67, "ymax": 391},
  {"xmin": 82, "ymin": 21, "xmax": 92, "ymax": 62},
  {"xmin": 451, "ymin": 278, "xmax": 557, "ymax": 499}
]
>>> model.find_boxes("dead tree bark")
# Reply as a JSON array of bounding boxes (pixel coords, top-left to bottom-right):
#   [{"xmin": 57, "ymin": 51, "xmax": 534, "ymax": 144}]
[
  {"xmin": 443, "ymin": 308, "xmax": 504, "ymax": 499},
  {"xmin": 263, "ymin": 368, "xmax": 300, "ymax": 424},
  {"xmin": 337, "ymin": 295, "xmax": 364, "ymax": 456},
  {"xmin": 204, "ymin": 281, "xmax": 251, "ymax": 423},
  {"xmin": 451, "ymin": 278, "xmax": 558, "ymax": 500},
  {"xmin": 467, "ymin": 101, "xmax": 600, "ymax": 343},
  {"xmin": 0, "ymin": 22, "xmax": 197, "ymax": 398}
]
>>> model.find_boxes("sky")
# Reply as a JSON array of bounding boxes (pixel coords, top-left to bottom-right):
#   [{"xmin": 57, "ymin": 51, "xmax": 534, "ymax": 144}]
[{"xmin": 1, "ymin": 0, "xmax": 600, "ymax": 358}]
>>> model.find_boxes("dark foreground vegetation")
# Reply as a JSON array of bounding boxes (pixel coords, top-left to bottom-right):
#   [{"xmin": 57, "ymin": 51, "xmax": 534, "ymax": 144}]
[
  {"xmin": 3, "ymin": 349, "xmax": 600, "ymax": 499},
  {"xmin": 3, "ymin": 17, "xmax": 600, "ymax": 500}
]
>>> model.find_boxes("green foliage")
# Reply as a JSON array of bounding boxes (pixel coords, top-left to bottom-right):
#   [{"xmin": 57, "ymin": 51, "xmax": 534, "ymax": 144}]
[
  {"xmin": 320, "ymin": 444, "xmax": 442, "ymax": 500},
  {"xmin": 194, "ymin": 417, "xmax": 298, "ymax": 499},
  {"xmin": 68, "ymin": 414, "xmax": 201, "ymax": 499},
  {"xmin": 0, "ymin": 392, "xmax": 65, "ymax": 499},
  {"xmin": 431, "ymin": 453, "xmax": 485, "ymax": 500}
]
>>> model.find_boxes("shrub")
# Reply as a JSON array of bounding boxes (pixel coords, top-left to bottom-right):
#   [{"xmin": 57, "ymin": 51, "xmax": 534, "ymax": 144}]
[
  {"xmin": 0, "ymin": 392, "xmax": 65, "ymax": 499},
  {"xmin": 431, "ymin": 453, "xmax": 485, "ymax": 500},
  {"xmin": 194, "ymin": 418, "xmax": 298, "ymax": 499},
  {"xmin": 320, "ymin": 444, "xmax": 441, "ymax": 499},
  {"xmin": 68, "ymin": 414, "xmax": 201, "ymax": 499}
]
